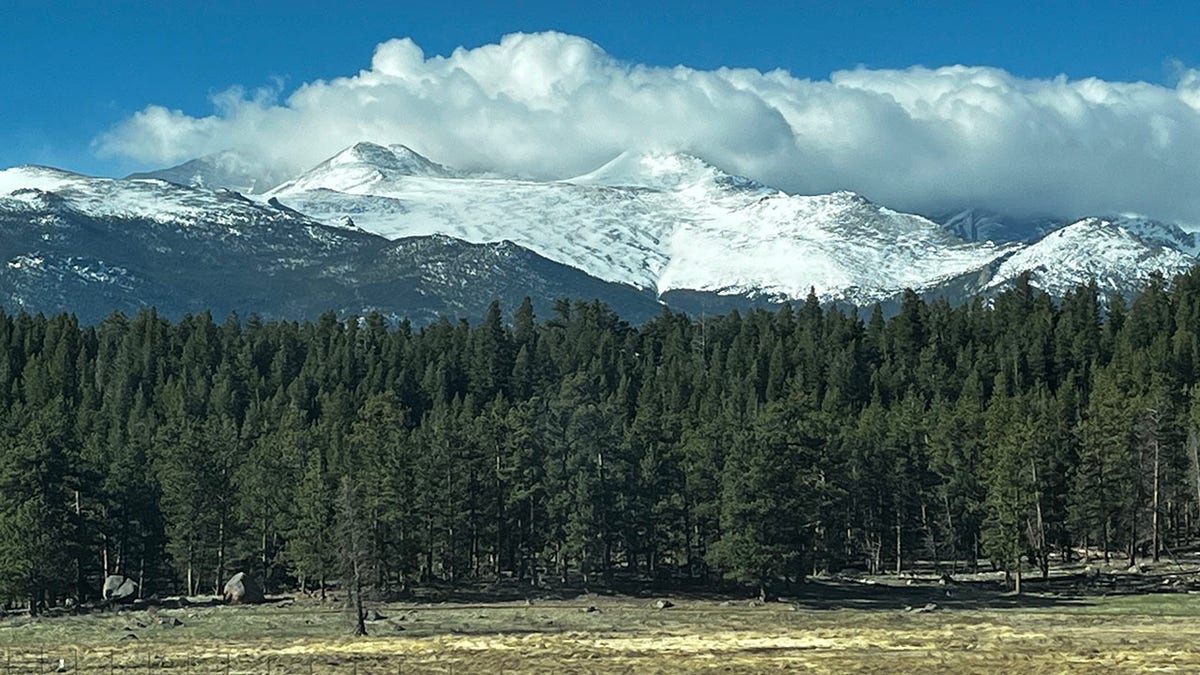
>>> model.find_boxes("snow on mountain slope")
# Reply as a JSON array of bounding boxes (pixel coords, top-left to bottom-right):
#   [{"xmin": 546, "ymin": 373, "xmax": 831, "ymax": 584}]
[
  {"xmin": 662, "ymin": 192, "xmax": 1017, "ymax": 304},
  {"xmin": 0, "ymin": 165, "xmax": 328, "ymax": 235},
  {"xmin": 268, "ymin": 145, "xmax": 1018, "ymax": 303},
  {"xmin": 0, "ymin": 166, "xmax": 664, "ymax": 323},
  {"xmin": 269, "ymin": 142, "xmax": 460, "ymax": 195},
  {"xmin": 1107, "ymin": 215, "xmax": 1200, "ymax": 257},
  {"xmin": 568, "ymin": 150, "xmax": 764, "ymax": 192},
  {"xmin": 934, "ymin": 209, "xmax": 1200, "ymax": 260},
  {"xmin": 983, "ymin": 218, "xmax": 1195, "ymax": 297},
  {"xmin": 5, "ymin": 148, "xmax": 1193, "ymax": 318}
]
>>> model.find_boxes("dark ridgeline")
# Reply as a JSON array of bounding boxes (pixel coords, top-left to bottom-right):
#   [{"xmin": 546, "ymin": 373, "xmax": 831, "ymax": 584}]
[{"xmin": 1, "ymin": 269, "xmax": 1200, "ymax": 611}]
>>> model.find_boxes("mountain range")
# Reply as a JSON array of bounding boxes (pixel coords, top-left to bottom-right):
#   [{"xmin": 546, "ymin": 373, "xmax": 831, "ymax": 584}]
[{"xmin": 0, "ymin": 142, "xmax": 1194, "ymax": 323}]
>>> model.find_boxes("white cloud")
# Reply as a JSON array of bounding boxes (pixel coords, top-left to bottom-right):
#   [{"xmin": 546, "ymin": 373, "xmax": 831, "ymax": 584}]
[{"xmin": 95, "ymin": 31, "xmax": 1200, "ymax": 225}]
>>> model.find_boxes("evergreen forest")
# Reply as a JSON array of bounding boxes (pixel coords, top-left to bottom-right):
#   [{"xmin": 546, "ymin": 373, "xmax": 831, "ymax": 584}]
[{"xmin": 5, "ymin": 270, "xmax": 1200, "ymax": 611}]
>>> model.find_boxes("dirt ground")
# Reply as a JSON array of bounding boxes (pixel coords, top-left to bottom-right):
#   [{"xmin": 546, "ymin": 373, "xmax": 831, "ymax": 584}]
[{"xmin": 4, "ymin": 569, "xmax": 1200, "ymax": 673}]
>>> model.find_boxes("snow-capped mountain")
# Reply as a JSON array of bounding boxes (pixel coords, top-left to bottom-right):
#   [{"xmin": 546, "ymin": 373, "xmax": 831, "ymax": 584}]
[
  {"xmin": 0, "ymin": 143, "xmax": 1196, "ymax": 324},
  {"xmin": 266, "ymin": 144, "xmax": 1024, "ymax": 304},
  {"xmin": 0, "ymin": 165, "xmax": 662, "ymax": 323},
  {"xmin": 932, "ymin": 209, "xmax": 1199, "ymax": 258},
  {"xmin": 977, "ymin": 218, "xmax": 1195, "ymax": 298},
  {"xmin": 1106, "ymin": 215, "xmax": 1200, "ymax": 258},
  {"xmin": 126, "ymin": 150, "xmax": 291, "ymax": 194}
]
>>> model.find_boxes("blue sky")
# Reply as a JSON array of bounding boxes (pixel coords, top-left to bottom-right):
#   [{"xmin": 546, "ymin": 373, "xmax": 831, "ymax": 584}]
[
  {"xmin": 2, "ymin": 0, "xmax": 1195, "ymax": 175},
  {"xmin": 3, "ymin": 1, "xmax": 1200, "ymax": 224}
]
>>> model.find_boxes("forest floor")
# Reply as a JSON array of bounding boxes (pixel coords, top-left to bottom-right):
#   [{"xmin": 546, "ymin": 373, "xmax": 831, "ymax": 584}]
[{"xmin": 5, "ymin": 565, "xmax": 1200, "ymax": 673}]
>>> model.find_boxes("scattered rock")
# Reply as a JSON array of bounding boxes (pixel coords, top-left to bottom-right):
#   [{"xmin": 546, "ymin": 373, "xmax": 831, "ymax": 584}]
[
  {"xmin": 102, "ymin": 575, "xmax": 138, "ymax": 604},
  {"xmin": 365, "ymin": 609, "xmax": 387, "ymax": 622},
  {"xmin": 654, "ymin": 599, "xmax": 674, "ymax": 610},
  {"xmin": 159, "ymin": 617, "xmax": 183, "ymax": 627},
  {"xmin": 584, "ymin": 606, "xmax": 600, "ymax": 613},
  {"xmin": 747, "ymin": 600, "xmax": 761, "ymax": 608},
  {"xmin": 1127, "ymin": 564, "xmax": 1143, "ymax": 575},
  {"xmin": 134, "ymin": 620, "xmax": 146, "ymax": 628},
  {"xmin": 222, "ymin": 572, "xmax": 265, "ymax": 605}
]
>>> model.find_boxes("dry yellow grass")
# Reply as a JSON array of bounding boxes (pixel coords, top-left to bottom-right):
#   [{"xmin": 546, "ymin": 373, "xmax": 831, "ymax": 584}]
[{"xmin": 4, "ymin": 590, "xmax": 1200, "ymax": 673}]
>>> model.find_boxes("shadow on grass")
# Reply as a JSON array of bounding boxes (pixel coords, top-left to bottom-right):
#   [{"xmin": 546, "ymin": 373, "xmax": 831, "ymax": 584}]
[
  {"xmin": 386, "ymin": 575, "xmax": 1098, "ymax": 612},
  {"xmin": 779, "ymin": 579, "xmax": 1094, "ymax": 611}
]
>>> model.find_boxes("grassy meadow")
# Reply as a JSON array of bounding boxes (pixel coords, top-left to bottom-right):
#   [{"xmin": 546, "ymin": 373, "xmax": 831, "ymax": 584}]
[{"xmin": 5, "ymin": 571, "xmax": 1200, "ymax": 673}]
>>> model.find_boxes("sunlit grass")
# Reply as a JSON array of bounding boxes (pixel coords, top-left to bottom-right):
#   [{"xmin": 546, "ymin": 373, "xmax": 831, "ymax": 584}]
[{"xmin": 4, "ymin": 590, "xmax": 1200, "ymax": 672}]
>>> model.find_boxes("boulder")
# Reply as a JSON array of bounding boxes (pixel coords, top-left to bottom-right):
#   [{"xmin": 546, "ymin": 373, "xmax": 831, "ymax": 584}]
[
  {"xmin": 222, "ymin": 572, "xmax": 265, "ymax": 605},
  {"xmin": 365, "ymin": 609, "xmax": 387, "ymax": 621},
  {"xmin": 654, "ymin": 599, "xmax": 674, "ymax": 610},
  {"xmin": 102, "ymin": 575, "xmax": 138, "ymax": 603}
]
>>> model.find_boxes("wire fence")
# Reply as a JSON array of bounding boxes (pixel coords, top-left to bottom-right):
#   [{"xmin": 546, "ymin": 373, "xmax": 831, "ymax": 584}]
[{"xmin": 0, "ymin": 649, "xmax": 425, "ymax": 674}]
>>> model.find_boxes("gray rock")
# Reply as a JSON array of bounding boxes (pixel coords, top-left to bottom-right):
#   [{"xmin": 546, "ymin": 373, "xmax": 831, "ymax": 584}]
[
  {"xmin": 102, "ymin": 575, "xmax": 138, "ymax": 603},
  {"xmin": 222, "ymin": 572, "xmax": 265, "ymax": 605},
  {"xmin": 654, "ymin": 599, "xmax": 674, "ymax": 610},
  {"xmin": 366, "ymin": 609, "xmax": 387, "ymax": 621}
]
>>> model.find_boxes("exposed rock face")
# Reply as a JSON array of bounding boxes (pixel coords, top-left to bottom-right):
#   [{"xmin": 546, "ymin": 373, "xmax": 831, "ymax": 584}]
[
  {"xmin": 222, "ymin": 572, "xmax": 265, "ymax": 605},
  {"xmin": 102, "ymin": 575, "xmax": 138, "ymax": 603}
]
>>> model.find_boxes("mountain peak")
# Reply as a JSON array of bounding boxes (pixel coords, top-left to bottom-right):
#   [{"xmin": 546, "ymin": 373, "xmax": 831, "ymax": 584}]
[
  {"xmin": 126, "ymin": 149, "xmax": 289, "ymax": 194},
  {"xmin": 266, "ymin": 141, "xmax": 458, "ymax": 196},
  {"xmin": 567, "ymin": 150, "xmax": 765, "ymax": 192},
  {"xmin": 331, "ymin": 142, "xmax": 454, "ymax": 178}
]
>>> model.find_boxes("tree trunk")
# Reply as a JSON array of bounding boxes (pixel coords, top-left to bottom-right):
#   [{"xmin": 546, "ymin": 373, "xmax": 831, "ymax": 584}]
[
  {"xmin": 1152, "ymin": 434, "xmax": 1161, "ymax": 562},
  {"xmin": 352, "ymin": 555, "xmax": 367, "ymax": 637},
  {"xmin": 894, "ymin": 513, "xmax": 902, "ymax": 575},
  {"xmin": 1031, "ymin": 460, "xmax": 1047, "ymax": 578},
  {"xmin": 216, "ymin": 515, "xmax": 227, "ymax": 597},
  {"xmin": 1189, "ymin": 429, "xmax": 1200, "ymax": 538},
  {"xmin": 186, "ymin": 540, "xmax": 195, "ymax": 597}
]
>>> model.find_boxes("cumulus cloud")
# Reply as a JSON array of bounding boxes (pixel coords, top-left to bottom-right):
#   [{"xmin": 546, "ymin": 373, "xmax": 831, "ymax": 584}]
[{"xmin": 96, "ymin": 31, "xmax": 1200, "ymax": 225}]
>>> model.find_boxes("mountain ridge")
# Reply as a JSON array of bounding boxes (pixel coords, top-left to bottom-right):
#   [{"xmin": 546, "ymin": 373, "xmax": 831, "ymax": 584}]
[{"xmin": 0, "ymin": 143, "xmax": 1195, "ymax": 323}]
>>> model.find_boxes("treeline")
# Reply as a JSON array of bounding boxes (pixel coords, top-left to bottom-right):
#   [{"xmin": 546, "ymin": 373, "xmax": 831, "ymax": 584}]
[{"xmin": 3, "ymin": 271, "xmax": 1200, "ymax": 610}]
